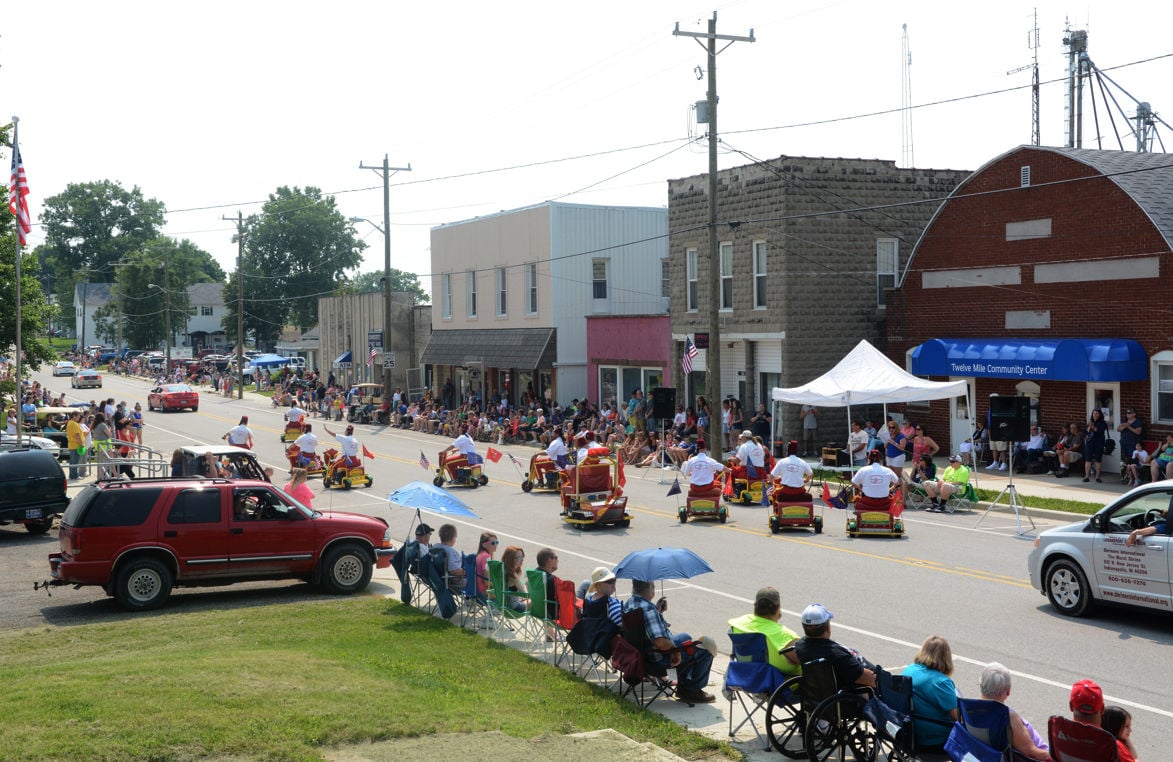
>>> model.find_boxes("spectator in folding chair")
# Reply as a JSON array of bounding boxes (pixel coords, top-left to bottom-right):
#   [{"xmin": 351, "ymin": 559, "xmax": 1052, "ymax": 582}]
[
  {"xmin": 582, "ymin": 567, "xmax": 622, "ymax": 625},
  {"xmin": 414, "ymin": 523, "xmax": 434, "ymax": 553},
  {"xmin": 622, "ymin": 579, "xmax": 715, "ymax": 704},
  {"xmin": 434, "ymin": 524, "xmax": 466, "ymax": 592},
  {"xmin": 534, "ymin": 548, "xmax": 560, "ymax": 640},
  {"xmin": 977, "ymin": 661, "xmax": 1051, "ymax": 760},
  {"xmin": 1069, "ymin": 679, "xmax": 1104, "ymax": 726},
  {"xmin": 474, "ymin": 532, "xmax": 498, "ymax": 598},
  {"xmin": 902, "ymin": 635, "xmax": 960, "ymax": 754},
  {"xmin": 728, "ymin": 586, "xmax": 801, "ymax": 677}
]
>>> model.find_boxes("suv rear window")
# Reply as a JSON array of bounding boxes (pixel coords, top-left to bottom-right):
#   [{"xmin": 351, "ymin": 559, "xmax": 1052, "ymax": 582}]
[
  {"xmin": 71, "ymin": 488, "xmax": 162, "ymax": 527},
  {"xmin": 167, "ymin": 489, "xmax": 222, "ymax": 524}
]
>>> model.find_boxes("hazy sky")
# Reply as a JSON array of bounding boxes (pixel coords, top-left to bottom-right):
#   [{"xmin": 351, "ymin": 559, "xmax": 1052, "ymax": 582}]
[{"xmin": 6, "ymin": 1, "xmax": 1172, "ymax": 291}]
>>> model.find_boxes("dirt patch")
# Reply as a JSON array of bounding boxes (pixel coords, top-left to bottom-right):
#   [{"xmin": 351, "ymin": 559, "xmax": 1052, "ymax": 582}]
[{"xmin": 320, "ymin": 729, "xmax": 688, "ymax": 762}]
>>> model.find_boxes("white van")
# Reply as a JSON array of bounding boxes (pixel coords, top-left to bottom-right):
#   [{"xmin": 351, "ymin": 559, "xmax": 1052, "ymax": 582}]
[{"xmin": 286, "ymin": 356, "xmax": 307, "ymax": 371}]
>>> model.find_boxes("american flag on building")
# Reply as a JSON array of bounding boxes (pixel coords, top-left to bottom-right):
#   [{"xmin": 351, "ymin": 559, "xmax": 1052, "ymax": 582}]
[
  {"xmin": 9, "ymin": 144, "xmax": 30, "ymax": 246},
  {"xmin": 682, "ymin": 336, "xmax": 698, "ymax": 375},
  {"xmin": 367, "ymin": 346, "xmax": 378, "ymax": 366}
]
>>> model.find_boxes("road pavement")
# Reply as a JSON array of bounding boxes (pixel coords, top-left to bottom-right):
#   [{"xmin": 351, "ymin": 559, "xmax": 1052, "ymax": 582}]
[{"xmin": 31, "ymin": 368, "xmax": 1173, "ymax": 760}]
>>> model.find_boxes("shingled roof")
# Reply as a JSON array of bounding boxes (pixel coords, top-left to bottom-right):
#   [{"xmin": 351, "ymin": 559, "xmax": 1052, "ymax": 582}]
[{"xmin": 1054, "ymin": 146, "xmax": 1173, "ymax": 250}]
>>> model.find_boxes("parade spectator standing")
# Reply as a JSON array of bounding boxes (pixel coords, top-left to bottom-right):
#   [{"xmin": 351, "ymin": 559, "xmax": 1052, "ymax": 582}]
[
  {"xmin": 879, "ymin": 421, "xmax": 908, "ymax": 485},
  {"xmin": 1083, "ymin": 409, "xmax": 1109, "ymax": 483},
  {"xmin": 799, "ymin": 404, "xmax": 819, "ymax": 457},
  {"xmin": 1117, "ymin": 408, "xmax": 1144, "ymax": 484},
  {"xmin": 65, "ymin": 410, "xmax": 86, "ymax": 480},
  {"xmin": 750, "ymin": 402, "xmax": 772, "ymax": 443},
  {"xmin": 847, "ymin": 420, "xmax": 869, "ymax": 466},
  {"xmin": 728, "ymin": 586, "xmax": 800, "ymax": 676},
  {"xmin": 283, "ymin": 468, "xmax": 314, "ymax": 509}
]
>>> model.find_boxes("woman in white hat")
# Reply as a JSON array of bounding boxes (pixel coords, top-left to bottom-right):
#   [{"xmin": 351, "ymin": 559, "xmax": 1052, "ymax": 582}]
[{"xmin": 581, "ymin": 566, "xmax": 621, "ymax": 625}]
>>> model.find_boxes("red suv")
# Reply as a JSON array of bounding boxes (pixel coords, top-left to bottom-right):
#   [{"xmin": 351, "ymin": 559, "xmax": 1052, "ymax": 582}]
[{"xmin": 47, "ymin": 477, "xmax": 395, "ymax": 610}]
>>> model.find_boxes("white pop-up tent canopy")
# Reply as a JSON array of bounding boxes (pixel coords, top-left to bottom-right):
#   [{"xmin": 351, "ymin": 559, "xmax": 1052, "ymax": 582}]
[{"xmin": 772, "ymin": 340, "xmax": 969, "ymax": 462}]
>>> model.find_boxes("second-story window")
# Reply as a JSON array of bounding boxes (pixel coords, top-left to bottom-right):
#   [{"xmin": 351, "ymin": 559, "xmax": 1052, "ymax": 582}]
[
  {"xmin": 876, "ymin": 238, "xmax": 898, "ymax": 307},
  {"xmin": 525, "ymin": 263, "xmax": 538, "ymax": 315},
  {"xmin": 592, "ymin": 259, "xmax": 608, "ymax": 300},
  {"xmin": 686, "ymin": 249, "xmax": 698, "ymax": 311},
  {"xmin": 466, "ymin": 269, "xmax": 477, "ymax": 318},
  {"xmin": 720, "ymin": 241, "xmax": 733, "ymax": 310},
  {"xmin": 495, "ymin": 267, "xmax": 507, "ymax": 316},
  {"xmin": 441, "ymin": 273, "xmax": 452, "ymax": 319},
  {"xmin": 753, "ymin": 240, "xmax": 767, "ymax": 309}
]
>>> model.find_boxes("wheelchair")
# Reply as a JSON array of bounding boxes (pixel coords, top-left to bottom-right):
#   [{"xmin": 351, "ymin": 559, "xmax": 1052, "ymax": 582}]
[{"xmin": 765, "ymin": 657, "xmax": 916, "ymax": 762}]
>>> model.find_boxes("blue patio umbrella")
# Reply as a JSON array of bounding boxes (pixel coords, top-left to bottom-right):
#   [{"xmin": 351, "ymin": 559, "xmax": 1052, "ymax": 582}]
[
  {"xmin": 613, "ymin": 546, "xmax": 713, "ymax": 582},
  {"xmin": 387, "ymin": 481, "xmax": 480, "ymax": 519}
]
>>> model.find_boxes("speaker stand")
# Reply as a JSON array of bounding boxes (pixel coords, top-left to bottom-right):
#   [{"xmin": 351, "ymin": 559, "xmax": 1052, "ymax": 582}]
[{"xmin": 975, "ymin": 459, "xmax": 1035, "ymax": 536}]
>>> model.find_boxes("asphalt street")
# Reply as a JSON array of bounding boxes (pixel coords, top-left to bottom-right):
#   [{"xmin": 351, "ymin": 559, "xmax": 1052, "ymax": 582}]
[{"xmin": 21, "ymin": 367, "xmax": 1173, "ymax": 759}]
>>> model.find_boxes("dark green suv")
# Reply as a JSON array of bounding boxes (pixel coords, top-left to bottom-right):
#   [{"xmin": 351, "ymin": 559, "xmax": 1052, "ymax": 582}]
[{"xmin": 0, "ymin": 448, "xmax": 69, "ymax": 534}]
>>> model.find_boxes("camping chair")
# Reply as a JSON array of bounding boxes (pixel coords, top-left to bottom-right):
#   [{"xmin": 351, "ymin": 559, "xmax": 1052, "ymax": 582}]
[
  {"xmin": 1047, "ymin": 716, "xmax": 1119, "ymax": 762},
  {"xmin": 524, "ymin": 569, "xmax": 558, "ymax": 655},
  {"xmin": 943, "ymin": 480, "xmax": 979, "ymax": 514},
  {"xmin": 949, "ymin": 697, "xmax": 1038, "ymax": 762},
  {"xmin": 485, "ymin": 559, "xmax": 535, "ymax": 643},
  {"xmin": 566, "ymin": 615, "xmax": 619, "ymax": 686},
  {"xmin": 945, "ymin": 722, "xmax": 1006, "ymax": 762},
  {"xmin": 550, "ymin": 578, "xmax": 580, "ymax": 669},
  {"xmin": 456, "ymin": 553, "xmax": 488, "ymax": 629},
  {"xmin": 723, "ymin": 632, "xmax": 786, "ymax": 750},
  {"xmin": 614, "ymin": 608, "xmax": 686, "ymax": 708},
  {"xmin": 417, "ymin": 547, "xmax": 458, "ymax": 620},
  {"xmin": 906, "ymin": 482, "xmax": 934, "ymax": 511}
]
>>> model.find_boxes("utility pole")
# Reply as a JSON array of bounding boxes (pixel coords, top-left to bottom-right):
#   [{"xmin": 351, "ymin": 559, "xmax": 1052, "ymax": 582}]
[
  {"xmin": 358, "ymin": 154, "xmax": 411, "ymax": 399},
  {"xmin": 163, "ymin": 257, "xmax": 172, "ymax": 376},
  {"xmin": 223, "ymin": 211, "xmax": 246, "ymax": 399},
  {"xmin": 675, "ymin": 12, "xmax": 754, "ymax": 462}
]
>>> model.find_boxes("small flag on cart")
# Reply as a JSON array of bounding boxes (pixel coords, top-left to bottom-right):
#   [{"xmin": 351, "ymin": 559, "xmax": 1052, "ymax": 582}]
[
  {"xmin": 485, "ymin": 447, "xmax": 503, "ymax": 464},
  {"xmin": 419, "ymin": 451, "xmax": 430, "ymax": 471},
  {"xmin": 617, "ymin": 454, "xmax": 627, "ymax": 488},
  {"xmin": 507, "ymin": 451, "xmax": 523, "ymax": 467},
  {"xmin": 362, "ymin": 444, "xmax": 375, "ymax": 459},
  {"xmin": 666, "ymin": 477, "xmax": 682, "ymax": 497},
  {"xmin": 821, "ymin": 481, "xmax": 832, "ymax": 505}
]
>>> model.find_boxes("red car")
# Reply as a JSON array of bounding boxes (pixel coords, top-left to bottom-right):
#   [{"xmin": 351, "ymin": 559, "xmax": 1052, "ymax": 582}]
[
  {"xmin": 47, "ymin": 477, "xmax": 395, "ymax": 610},
  {"xmin": 147, "ymin": 383, "xmax": 200, "ymax": 412}
]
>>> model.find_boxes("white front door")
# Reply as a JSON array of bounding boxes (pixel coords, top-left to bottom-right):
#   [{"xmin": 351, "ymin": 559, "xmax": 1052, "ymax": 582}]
[
  {"xmin": 1087, "ymin": 383, "xmax": 1121, "ymax": 477},
  {"xmin": 949, "ymin": 378, "xmax": 974, "ymax": 460}
]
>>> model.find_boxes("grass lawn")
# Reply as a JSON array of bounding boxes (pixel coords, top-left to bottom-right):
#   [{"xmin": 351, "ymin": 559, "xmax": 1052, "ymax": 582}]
[{"xmin": 0, "ymin": 597, "xmax": 732, "ymax": 762}]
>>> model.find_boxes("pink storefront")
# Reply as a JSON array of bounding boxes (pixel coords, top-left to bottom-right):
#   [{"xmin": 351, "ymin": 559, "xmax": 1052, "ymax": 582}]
[{"xmin": 586, "ymin": 314, "xmax": 671, "ymax": 410}]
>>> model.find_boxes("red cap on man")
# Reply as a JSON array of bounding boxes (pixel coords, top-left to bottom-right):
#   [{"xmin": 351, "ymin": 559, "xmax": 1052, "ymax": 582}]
[{"xmin": 1069, "ymin": 679, "xmax": 1104, "ymax": 715}]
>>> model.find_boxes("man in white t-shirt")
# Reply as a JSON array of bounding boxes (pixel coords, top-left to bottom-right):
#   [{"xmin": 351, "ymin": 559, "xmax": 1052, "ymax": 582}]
[
  {"xmin": 223, "ymin": 416, "xmax": 254, "ymax": 449},
  {"xmin": 322, "ymin": 423, "xmax": 362, "ymax": 479},
  {"xmin": 771, "ymin": 440, "xmax": 813, "ymax": 499},
  {"xmin": 445, "ymin": 425, "xmax": 482, "ymax": 465},
  {"xmin": 851, "ymin": 449, "xmax": 900, "ymax": 503},
  {"xmin": 681, "ymin": 440, "xmax": 725, "ymax": 497},
  {"xmin": 847, "ymin": 420, "xmax": 869, "ymax": 466},
  {"xmin": 291, "ymin": 424, "xmax": 319, "ymax": 468}
]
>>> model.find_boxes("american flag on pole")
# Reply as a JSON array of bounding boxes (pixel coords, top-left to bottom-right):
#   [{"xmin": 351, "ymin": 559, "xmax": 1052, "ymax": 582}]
[
  {"xmin": 9, "ymin": 143, "xmax": 30, "ymax": 246},
  {"xmin": 419, "ymin": 451, "xmax": 430, "ymax": 471},
  {"xmin": 367, "ymin": 346, "xmax": 378, "ymax": 366},
  {"xmin": 682, "ymin": 336, "xmax": 698, "ymax": 375},
  {"xmin": 507, "ymin": 451, "xmax": 523, "ymax": 467}
]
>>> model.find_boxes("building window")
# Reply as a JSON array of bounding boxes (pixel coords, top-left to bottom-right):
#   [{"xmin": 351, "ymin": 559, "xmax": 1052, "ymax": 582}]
[
  {"xmin": 752, "ymin": 240, "xmax": 767, "ymax": 309},
  {"xmin": 592, "ymin": 259, "xmax": 608, "ymax": 300},
  {"xmin": 200, "ymin": 305, "xmax": 213, "ymax": 317},
  {"xmin": 719, "ymin": 241, "xmax": 733, "ymax": 311},
  {"xmin": 441, "ymin": 274, "xmax": 452, "ymax": 319},
  {"xmin": 525, "ymin": 263, "xmax": 537, "ymax": 315},
  {"xmin": 1154, "ymin": 351, "xmax": 1173, "ymax": 423},
  {"xmin": 876, "ymin": 238, "xmax": 898, "ymax": 307},
  {"xmin": 495, "ymin": 267, "xmax": 507, "ymax": 316},
  {"xmin": 660, "ymin": 257, "xmax": 670, "ymax": 299},
  {"xmin": 686, "ymin": 249, "xmax": 698, "ymax": 312},
  {"xmin": 466, "ymin": 269, "xmax": 477, "ymax": 318}
]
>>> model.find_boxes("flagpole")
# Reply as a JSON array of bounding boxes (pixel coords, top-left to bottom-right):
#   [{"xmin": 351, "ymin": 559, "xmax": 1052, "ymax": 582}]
[{"xmin": 11, "ymin": 116, "xmax": 22, "ymax": 447}]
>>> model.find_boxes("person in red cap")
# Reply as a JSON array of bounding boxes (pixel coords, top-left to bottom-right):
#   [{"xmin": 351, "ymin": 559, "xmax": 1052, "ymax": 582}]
[{"xmin": 1069, "ymin": 679, "xmax": 1104, "ymax": 726}]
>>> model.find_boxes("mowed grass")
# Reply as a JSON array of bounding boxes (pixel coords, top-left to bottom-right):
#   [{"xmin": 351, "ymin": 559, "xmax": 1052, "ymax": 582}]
[{"xmin": 0, "ymin": 597, "xmax": 732, "ymax": 762}]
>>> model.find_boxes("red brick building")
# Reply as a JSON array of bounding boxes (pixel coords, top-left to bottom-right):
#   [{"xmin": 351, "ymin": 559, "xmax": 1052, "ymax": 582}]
[{"xmin": 887, "ymin": 146, "xmax": 1172, "ymax": 471}]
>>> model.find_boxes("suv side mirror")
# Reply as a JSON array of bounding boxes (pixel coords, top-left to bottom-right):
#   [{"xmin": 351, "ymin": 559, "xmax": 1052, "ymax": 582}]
[{"xmin": 1089, "ymin": 514, "xmax": 1105, "ymax": 532}]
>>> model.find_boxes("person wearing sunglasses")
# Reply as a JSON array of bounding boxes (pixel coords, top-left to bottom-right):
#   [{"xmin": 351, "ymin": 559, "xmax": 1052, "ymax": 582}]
[{"xmin": 475, "ymin": 532, "xmax": 498, "ymax": 598}]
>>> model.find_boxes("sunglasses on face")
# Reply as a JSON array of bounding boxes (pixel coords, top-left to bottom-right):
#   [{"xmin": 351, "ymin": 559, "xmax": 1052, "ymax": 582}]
[{"xmin": 487, "ymin": 540, "xmax": 499, "ymax": 546}]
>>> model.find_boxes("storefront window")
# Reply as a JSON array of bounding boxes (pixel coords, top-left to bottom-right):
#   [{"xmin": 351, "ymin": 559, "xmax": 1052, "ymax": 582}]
[{"xmin": 599, "ymin": 367, "xmax": 618, "ymax": 410}]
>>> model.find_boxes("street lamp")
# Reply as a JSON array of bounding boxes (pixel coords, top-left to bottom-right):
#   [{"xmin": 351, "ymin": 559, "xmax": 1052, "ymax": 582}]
[{"xmin": 349, "ymin": 215, "xmax": 389, "ymax": 389}]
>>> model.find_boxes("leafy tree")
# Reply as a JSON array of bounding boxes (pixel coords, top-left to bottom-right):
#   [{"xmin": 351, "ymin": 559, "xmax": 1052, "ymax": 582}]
[
  {"xmin": 108, "ymin": 238, "xmax": 225, "ymax": 350},
  {"xmin": 221, "ymin": 186, "xmax": 365, "ymax": 347},
  {"xmin": 341, "ymin": 269, "xmax": 429, "ymax": 304},
  {"xmin": 39, "ymin": 180, "xmax": 166, "ymax": 320},
  {"xmin": 0, "ymin": 238, "xmax": 56, "ymax": 370}
]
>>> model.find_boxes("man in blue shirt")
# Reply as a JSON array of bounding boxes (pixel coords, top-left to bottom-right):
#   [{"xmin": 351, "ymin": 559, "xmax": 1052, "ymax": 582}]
[{"xmin": 623, "ymin": 579, "xmax": 714, "ymax": 703}]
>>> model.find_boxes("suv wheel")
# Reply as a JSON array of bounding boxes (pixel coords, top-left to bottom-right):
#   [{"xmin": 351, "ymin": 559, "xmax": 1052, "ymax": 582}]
[
  {"xmin": 24, "ymin": 518, "xmax": 53, "ymax": 535},
  {"xmin": 320, "ymin": 543, "xmax": 372, "ymax": 594},
  {"xmin": 114, "ymin": 558, "xmax": 173, "ymax": 611}
]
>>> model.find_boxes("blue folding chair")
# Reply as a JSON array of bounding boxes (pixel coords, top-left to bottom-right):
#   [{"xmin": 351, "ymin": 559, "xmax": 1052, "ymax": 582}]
[
  {"xmin": 457, "ymin": 552, "xmax": 488, "ymax": 629},
  {"xmin": 957, "ymin": 698, "xmax": 1015, "ymax": 760},
  {"xmin": 724, "ymin": 632, "xmax": 786, "ymax": 750}
]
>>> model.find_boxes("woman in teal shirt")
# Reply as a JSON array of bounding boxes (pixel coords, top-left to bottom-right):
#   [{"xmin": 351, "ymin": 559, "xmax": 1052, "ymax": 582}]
[{"xmin": 902, "ymin": 635, "xmax": 959, "ymax": 752}]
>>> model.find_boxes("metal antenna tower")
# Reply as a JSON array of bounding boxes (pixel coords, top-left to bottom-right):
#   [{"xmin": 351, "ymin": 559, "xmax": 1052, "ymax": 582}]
[
  {"xmin": 1007, "ymin": 9, "xmax": 1041, "ymax": 145},
  {"xmin": 901, "ymin": 23, "xmax": 914, "ymax": 167},
  {"xmin": 1063, "ymin": 24, "xmax": 1090, "ymax": 148}
]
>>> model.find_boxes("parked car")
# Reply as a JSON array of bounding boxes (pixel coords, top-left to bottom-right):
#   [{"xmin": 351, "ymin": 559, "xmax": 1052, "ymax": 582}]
[
  {"xmin": 1028, "ymin": 481, "xmax": 1173, "ymax": 617},
  {"xmin": 174, "ymin": 445, "xmax": 269, "ymax": 481},
  {"xmin": 0, "ymin": 448, "xmax": 69, "ymax": 534},
  {"xmin": 71, "ymin": 369, "xmax": 103, "ymax": 389},
  {"xmin": 0, "ymin": 433, "xmax": 63, "ymax": 460},
  {"xmin": 147, "ymin": 384, "xmax": 199, "ymax": 412},
  {"xmin": 47, "ymin": 476, "xmax": 395, "ymax": 609},
  {"xmin": 286, "ymin": 356, "xmax": 307, "ymax": 371},
  {"xmin": 51, "ymin": 360, "xmax": 76, "ymax": 377}
]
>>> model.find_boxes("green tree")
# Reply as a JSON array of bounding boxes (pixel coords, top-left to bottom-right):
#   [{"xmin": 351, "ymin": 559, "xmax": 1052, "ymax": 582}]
[
  {"xmin": 222, "ymin": 186, "xmax": 365, "ymax": 347},
  {"xmin": 0, "ymin": 239, "xmax": 56, "ymax": 369},
  {"xmin": 341, "ymin": 269, "xmax": 429, "ymax": 304},
  {"xmin": 39, "ymin": 180, "xmax": 166, "ymax": 321}
]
